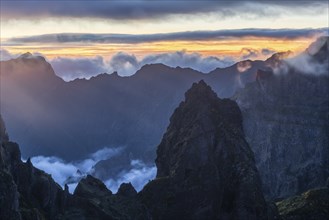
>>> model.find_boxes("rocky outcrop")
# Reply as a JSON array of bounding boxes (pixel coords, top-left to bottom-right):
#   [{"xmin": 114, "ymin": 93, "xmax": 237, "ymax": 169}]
[
  {"xmin": 65, "ymin": 175, "xmax": 150, "ymax": 220},
  {"xmin": 74, "ymin": 174, "xmax": 112, "ymax": 199},
  {"xmin": 235, "ymin": 37, "xmax": 329, "ymax": 200},
  {"xmin": 117, "ymin": 182, "xmax": 138, "ymax": 198},
  {"xmin": 276, "ymin": 187, "xmax": 329, "ymax": 220},
  {"xmin": 139, "ymin": 80, "xmax": 269, "ymax": 220}
]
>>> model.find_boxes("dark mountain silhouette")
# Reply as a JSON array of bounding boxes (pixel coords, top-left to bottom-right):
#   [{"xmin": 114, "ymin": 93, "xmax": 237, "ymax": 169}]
[{"xmin": 139, "ymin": 81, "xmax": 271, "ymax": 219}]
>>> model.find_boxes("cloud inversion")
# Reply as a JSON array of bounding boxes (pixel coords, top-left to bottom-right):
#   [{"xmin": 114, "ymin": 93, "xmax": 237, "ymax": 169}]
[{"xmin": 30, "ymin": 147, "xmax": 156, "ymax": 193}]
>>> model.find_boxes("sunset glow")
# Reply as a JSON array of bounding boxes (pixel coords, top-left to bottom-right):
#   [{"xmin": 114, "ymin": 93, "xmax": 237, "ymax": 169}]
[
  {"xmin": 1, "ymin": 36, "xmax": 321, "ymax": 60},
  {"xmin": 0, "ymin": 0, "xmax": 328, "ymax": 78}
]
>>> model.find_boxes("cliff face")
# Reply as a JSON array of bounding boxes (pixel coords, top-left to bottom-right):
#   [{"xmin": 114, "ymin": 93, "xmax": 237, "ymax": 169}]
[
  {"xmin": 236, "ymin": 37, "xmax": 329, "ymax": 199},
  {"xmin": 140, "ymin": 81, "xmax": 269, "ymax": 220}
]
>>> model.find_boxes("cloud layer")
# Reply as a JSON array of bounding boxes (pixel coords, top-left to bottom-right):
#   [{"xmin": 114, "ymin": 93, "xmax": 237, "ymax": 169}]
[
  {"xmin": 31, "ymin": 147, "xmax": 123, "ymax": 192},
  {"xmin": 30, "ymin": 147, "xmax": 156, "ymax": 194},
  {"xmin": 8, "ymin": 28, "xmax": 328, "ymax": 44},
  {"xmin": 51, "ymin": 56, "xmax": 108, "ymax": 80},
  {"xmin": 274, "ymin": 37, "xmax": 329, "ymax": 75},
  {"xmin": 50, "ymin": 50, "xmax": 236, "ymax": 80},
  {"xmin": 1, "ymin": 0, "xmax": 327, "ymax": 20},
  {"xmin": 105, "ymin": 160, "xmax": 156, "ymax": 193}
]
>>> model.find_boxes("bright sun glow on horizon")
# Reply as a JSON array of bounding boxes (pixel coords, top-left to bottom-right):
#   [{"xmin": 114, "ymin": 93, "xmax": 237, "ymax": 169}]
[{"xmin": 1, "ymin": 36, "xmax": 320, "ymax": 60}]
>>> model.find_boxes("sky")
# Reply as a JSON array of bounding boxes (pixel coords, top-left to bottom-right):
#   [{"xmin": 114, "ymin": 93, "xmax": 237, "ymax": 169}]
[{"xmin": 0, "ymin": 0, "xmax": 328, "ymax": 79}]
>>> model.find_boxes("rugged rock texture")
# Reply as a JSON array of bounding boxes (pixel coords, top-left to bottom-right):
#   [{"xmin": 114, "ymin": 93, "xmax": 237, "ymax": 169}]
[
  {"xmin": 64, "ymin": 175, "xmax": 150, "ymax": 220},
  {"xmin": 0, "ymin": 123, "xmax": 69, "ymax": 219},
  {"xmin": 139, "ymin": 80, "xmax": 269, "ymax": 220},
  {"xmin": 0, "ymin": 170, "xmax": 21, "ymax": 220},
  {"xmin": 0, "ymin": 115, "xmax": 150, "ymax": 220},
  {"xmin": 276, "ymin": 187, "xmax": 329, "ymax": 220},
  {"xmin": 74, "ymin": 174, "xmax": 112, "ymax": 199},
  {"xmin": 235, "ymin": 37, "xmax": 329, "ymax": 200}
]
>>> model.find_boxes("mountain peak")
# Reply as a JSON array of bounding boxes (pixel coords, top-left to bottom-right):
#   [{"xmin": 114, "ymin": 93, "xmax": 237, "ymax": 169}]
[
  {"xmin": 74, "ymin": 175, "xmax": 112, "ymax": 199},
  {"xmin": 19, "ymin": 52, "xmax": 33, "ymax": 58},
  {"xmin": 117, "ymin": 182, "xmax": 137, "ymax": 197},
  {"xmin": 266, "ymin": 51, "xmax": 293, "ymax": 63},
  {"xmin": 18, "ymin": 52, "xmax": 46, "ymax": 62},
  {"xmin": 184, "ymin": 80, "xmax": 218, "ymax": 102}
]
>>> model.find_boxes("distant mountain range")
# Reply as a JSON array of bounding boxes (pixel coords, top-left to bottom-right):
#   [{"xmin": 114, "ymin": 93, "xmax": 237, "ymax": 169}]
[{"xmin": 0, "ymin": 44, "xmax": 283, "ymax": 161}]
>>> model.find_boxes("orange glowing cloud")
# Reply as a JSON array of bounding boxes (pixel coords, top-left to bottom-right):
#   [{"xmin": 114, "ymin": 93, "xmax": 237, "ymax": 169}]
[{"xmin": 1, "ymin": 36, "xmax": 318, "ymax": 61}]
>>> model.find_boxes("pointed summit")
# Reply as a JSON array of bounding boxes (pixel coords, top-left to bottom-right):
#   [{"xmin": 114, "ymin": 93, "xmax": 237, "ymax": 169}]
[
  {"xmin": 74, "ymin": 175, "xmax": 112, "ymax": 199},
  {"xmin": 141, "ymin": 82, "xmax": 268, "ymax": 219},
  {"xmin": 18, "ymin": 52, "xmax": 46, "ymax": 62},
  {"xmin": 184, "ymin": 80, "xmax": 218, "ymax": 102},
  {"xmin": 18, "ymin": 52, "xmax": 33, "ymax": 59}
]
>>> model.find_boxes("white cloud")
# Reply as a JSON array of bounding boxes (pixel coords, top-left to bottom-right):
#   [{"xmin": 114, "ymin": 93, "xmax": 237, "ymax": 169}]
[
  {"xmin": 31, "ymin": 156, "xmax": 77, "ymax": 185},
  {"xmin": 140, "ymin": 50, "xmax": 234, "ymax": 73},
  {"xmin": 50, "ymin": 56, "xmax": 108, "ymax": 81},
  {"xmin": 48, "ymin": 50, "xmax": 235, "ymax": 81},
  {"xmin": 0, "ymin": 48, "xmax": 15, "ymax": 61},
  {"xmin": 30, "ymin": 146, "xmax": 123, "ymax": 193},
  {"xmin": 104, "ymin": 160, "xmax": 156, "ymax": 193},
  {"xmin": 275, "ymin": 37, "xmax": 328, "ymax": 75},
  {"xmin": 29, "ymin": 147, "xmax": 156, "ymax": 194}
]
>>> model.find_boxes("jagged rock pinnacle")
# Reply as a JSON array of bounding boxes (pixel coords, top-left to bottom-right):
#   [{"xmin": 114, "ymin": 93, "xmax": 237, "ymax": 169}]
[{"xmin": 141, "ymin": 81, "xmax": 268, "ymax": 219}]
